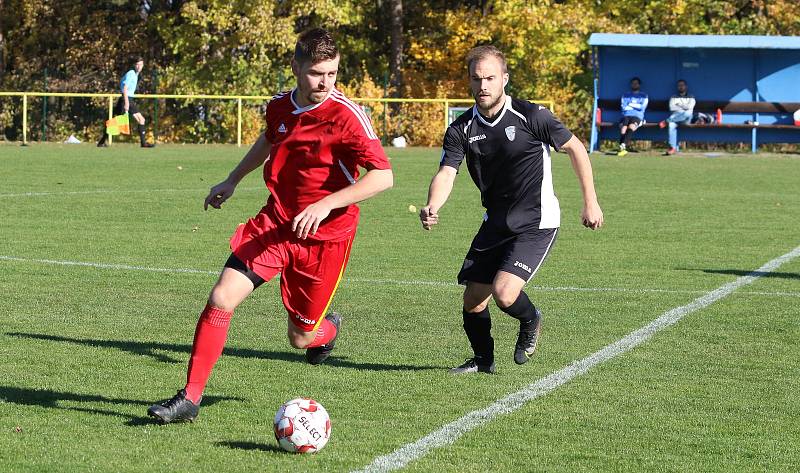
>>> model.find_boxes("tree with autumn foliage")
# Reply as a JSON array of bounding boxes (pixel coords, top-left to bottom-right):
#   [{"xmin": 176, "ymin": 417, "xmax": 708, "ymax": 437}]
[{"xmin": 1, "ymin": 0, "xmax": 798, "ymax": 144}]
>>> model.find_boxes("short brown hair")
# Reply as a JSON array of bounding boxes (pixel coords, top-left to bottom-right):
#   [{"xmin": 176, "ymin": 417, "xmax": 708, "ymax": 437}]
[
  {"xmin": 465, "ymin": 45, "xmax": 507, "ymax": 73},
  {"xmin": 294, "ymin": 28, "xmax": 339, "ymax": 65}
]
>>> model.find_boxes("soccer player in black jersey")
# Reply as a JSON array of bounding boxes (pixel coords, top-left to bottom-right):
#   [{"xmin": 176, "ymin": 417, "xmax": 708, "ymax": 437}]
[{"xmin": 420, "ymin": 45, "xmax": 604, "ymax": 374}]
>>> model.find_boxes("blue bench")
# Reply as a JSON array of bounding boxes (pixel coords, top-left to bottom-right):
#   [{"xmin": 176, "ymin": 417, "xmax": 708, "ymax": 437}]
[{"xmin": 594, "ymin": 99, "xmax": 800, "ymax": 152}]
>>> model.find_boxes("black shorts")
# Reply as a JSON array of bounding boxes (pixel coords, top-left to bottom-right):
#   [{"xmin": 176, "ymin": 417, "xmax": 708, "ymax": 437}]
[
  {"xmin": 620, "ymin": 116, "xmax": 642, "ymax": 128},
  {"xmin": 113, "ymin": 96, "xmax": 140, "ymax": 116},
  {"xmin": 457, "ymin": 228, "xmax": 558, "ymax": 285}
]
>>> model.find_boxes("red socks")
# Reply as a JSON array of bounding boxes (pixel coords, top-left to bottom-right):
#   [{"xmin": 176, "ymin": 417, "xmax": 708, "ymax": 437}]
[
  {"xmin": 183, "ymin": 307, "xmax": 334, "ymax": 403},
  {"xmin": 306, "ymin": 318, "xmax": 337, "ymax": 348},
  {"xmin": 184, "ymin": 304, "xmax": 232, "ymax": 403}
]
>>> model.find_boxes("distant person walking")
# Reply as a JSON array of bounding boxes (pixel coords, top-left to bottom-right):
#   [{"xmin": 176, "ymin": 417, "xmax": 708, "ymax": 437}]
[
  {"xmin": 618, "ymin": 77, "xmax": 648, "ymax": 156},
  {"xmin": 97, "ymin": 56, "xmax": 155, "ymax": 148},
  {"xmin": 660, "ymin": 79, "xmax": 695, "ymax": 155}
]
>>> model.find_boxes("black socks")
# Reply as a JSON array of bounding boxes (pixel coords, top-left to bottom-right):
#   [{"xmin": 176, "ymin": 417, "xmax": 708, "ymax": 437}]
[
  {"xmin": 463, "ymin": 307, "xmax": 494, "ymax": 364},
  {"xmin": 497, "ymin": 291, "xmax": 537, "ymax": 324}
]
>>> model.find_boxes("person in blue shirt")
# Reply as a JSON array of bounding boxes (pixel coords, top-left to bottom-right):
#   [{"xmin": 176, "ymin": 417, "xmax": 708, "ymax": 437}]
[
  {"xmin": 97, "ymin": 56, "xmax": 155, "ymax": 148},
  {"xmin": 617, "ymin": 77, "xmax": 648, "ymax": 156}
]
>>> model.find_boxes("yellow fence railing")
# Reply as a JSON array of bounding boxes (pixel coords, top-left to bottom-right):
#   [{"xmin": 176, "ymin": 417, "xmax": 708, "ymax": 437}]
[{"xmin": 0, "ymin": 91, "xmax": 554, "ymax": 147}]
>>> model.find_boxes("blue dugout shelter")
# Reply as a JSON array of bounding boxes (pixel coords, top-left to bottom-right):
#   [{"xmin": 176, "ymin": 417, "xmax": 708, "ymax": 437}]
[{"xmin": 588, "ymin": 34, "xmax": 800, "ymax": 152}]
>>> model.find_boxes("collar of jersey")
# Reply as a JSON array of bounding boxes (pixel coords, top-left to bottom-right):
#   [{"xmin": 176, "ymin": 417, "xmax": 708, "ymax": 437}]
[
  {"xmin": 473, "ymin": 95, "xmax": 511, "ymax": 127},
  {"xmin": 290, "ymin": 87, "xmax": 333, "ymax": 115}
]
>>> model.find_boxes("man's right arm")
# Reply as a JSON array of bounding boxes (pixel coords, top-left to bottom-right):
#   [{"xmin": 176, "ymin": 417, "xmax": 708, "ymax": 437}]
[
  {"xmin": 420, "ymin": 165, "xmax": 457, "ymax": 230},
  {"xmin": 204, "ymin": 133, "xmax": 272, "ymax": 210}
]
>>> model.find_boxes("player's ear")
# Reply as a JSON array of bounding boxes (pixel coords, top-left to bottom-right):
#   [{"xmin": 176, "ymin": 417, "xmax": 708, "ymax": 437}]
[
  {"xmin": 503, "ymin": 74, "xmax": 509, "ymax": 87},
  {"xmin": 290, "ymin": 58, "xmax": 299, "ymax": 78}
]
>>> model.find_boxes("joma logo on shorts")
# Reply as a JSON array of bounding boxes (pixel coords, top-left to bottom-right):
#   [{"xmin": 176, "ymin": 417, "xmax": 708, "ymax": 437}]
[
  {"xmin": 514, "ymin": 261, "xmax": 532, "ymax": 273},
  {"xmin": 294, "ymin": 314, "xmax": 315, "ymax": 325}
]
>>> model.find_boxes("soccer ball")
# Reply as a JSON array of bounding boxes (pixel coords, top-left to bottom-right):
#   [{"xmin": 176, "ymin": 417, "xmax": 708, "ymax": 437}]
[{"xmin": 274, "ymin": 398, "xmax": 331, "ymax": 453}]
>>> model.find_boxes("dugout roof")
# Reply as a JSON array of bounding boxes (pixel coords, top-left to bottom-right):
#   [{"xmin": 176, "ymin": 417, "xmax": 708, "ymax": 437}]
[{"xmin": 589, "ymin": 33, "xmax": 800, "ymax": 50}]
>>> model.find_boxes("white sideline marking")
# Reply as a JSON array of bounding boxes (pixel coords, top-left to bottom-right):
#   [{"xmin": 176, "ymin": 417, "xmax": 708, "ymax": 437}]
[
  {"xmin": 0, "ymin": 186, "xmax": 263, "ymax": 198},
  {"xmin": 0, "ymin": 255, "xmax": 798, "ymax": 298},
  {"xmin": 351, "ymin": 245, "xmax": 800, "ymax": 473},
  {"xmin": 0, "ymin": 255, "xmax": 217, "ymax": 275}
]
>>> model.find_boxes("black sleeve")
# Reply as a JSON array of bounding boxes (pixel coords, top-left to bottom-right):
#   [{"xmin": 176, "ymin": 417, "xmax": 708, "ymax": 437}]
[
  {"xmin": 439, "ymin": 124, "xmax": 467, "ymax": 170},
  {"xmin": 528, "ymin": 105, "xmax": 573, "ymax": 150}
]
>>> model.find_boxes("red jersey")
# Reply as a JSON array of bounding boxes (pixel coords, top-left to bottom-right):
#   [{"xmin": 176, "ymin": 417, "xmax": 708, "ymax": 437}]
[{"xmin": 263, "ymin": 88, "xmax": 391, "ymax": 241}]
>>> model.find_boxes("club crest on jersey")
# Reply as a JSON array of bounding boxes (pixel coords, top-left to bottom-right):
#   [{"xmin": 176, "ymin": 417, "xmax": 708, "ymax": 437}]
[
  {"xmin": 505, "ymin": 125, "xmax": 516, "ymax": 141},
  {"xmin": 278, "ymin": 123, "xmax": 287, "ymax": 133}
]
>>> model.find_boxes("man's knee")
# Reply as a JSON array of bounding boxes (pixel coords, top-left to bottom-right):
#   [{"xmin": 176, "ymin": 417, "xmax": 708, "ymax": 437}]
[
  {"xmin": 208, "ymin": 286, "xmax": 238, "ymax": 311},
  {"xmin": 668, "ymin": 121, "xmax": 678, "ymax": 130},
  {"xmin": 492, "ymin": 284, "xmax": 522, "ymax": 309},
  {"xmin": 208, "ymin": 279, "xmax": 250, "ymax": 311},
  {"xmin": 464, "ymin": 298, "xmax": 489, "ymax": 313},
  {"xmin": 463, "ymin": 287, "xmax": 491, "ymax": 313}
]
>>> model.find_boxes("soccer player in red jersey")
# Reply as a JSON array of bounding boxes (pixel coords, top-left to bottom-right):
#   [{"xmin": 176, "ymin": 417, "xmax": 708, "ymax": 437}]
[{"xmin": 148, "ymin": 28, "xmax": 393, "ymax": 424}]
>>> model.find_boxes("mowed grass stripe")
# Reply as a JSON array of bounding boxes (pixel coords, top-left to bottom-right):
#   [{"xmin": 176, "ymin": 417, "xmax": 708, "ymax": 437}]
[{"xmin": 352, "ymin": 245, "xmax": 800, "ymax": 473}]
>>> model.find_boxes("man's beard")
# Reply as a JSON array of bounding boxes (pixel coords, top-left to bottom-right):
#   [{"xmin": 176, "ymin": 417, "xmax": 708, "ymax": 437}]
[
  {"xmin": 307, "ymin": 89, "xmax": 329, "ymax": 104},
  {"xmin": 475, "ymin": 91, "xmax": 504, "ymax": 114}
]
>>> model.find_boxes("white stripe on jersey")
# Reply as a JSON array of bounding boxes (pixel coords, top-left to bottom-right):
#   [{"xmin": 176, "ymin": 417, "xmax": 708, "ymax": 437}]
[
  {"xmin": 331, "ymin": 91, "xmax": 379, "ymax": 140},
  {"xmin": 338, "ymin": 160, "xmax": 357, "ymax": 184},
  {"xmin": 538, "ymin": 143, "xmax": 561, "ymax": 229},
  {"xmin": 507, "ymin": 104, "xmax": 528, "ymax": 123},
  {"xmin": 526, "ymin": 229, "xmax": 558, "ymax": 283}
]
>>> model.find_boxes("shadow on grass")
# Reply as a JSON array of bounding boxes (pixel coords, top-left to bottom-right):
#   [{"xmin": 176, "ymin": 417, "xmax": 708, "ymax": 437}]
[
  {"xmin": 678, "ymin": 268, "xmax": 800, "ymax": 280},
  {"xmin": 5, "ymin": 332, "xmax": 445, "ymax": 372},
  {"xmin": 216, "ymin": 441, "xmax": 284, "ymax": 453},
  {"xmin": 0, "ymin": 385, "xmax": 242, "ymax": 426}
]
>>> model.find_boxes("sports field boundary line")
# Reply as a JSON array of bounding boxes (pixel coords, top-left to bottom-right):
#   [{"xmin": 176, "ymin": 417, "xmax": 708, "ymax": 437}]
[
  {"xmin": 0, "ymin": 186, "xmax": 264, "ymax": 198},
  {"xmin": 350, "ymin": 245, "xmax": 800, "ymax": 473},
  {"xmin": 1, "ymin": 255, "xmax": 798, "ymax": 298}
]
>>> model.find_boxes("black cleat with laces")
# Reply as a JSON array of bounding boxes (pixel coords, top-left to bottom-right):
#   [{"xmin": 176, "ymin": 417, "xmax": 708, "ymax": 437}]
[
  {"xmin": 449, "ymin": 357, "xmax": 496, "ymax": 374},
  {"xmin": 514, "ymin": 309, "xmax": 542, "ymax": 365},
  {"xmin": 147, "ymin": 389, "xmax": 200, "ymax": 424},
  {"xmin": 305, "ymin": 312, "xmax": 341, "ymax": 365}
]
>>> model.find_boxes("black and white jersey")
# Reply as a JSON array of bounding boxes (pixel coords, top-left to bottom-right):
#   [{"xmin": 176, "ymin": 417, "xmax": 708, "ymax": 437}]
[{"xmin": 441, "ymin": 95, "xmax": 573, "ymax": 249}]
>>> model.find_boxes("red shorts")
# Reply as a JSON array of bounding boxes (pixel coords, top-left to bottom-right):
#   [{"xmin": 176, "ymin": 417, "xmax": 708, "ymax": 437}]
[{"xmin": 229, "ymin": 210, "xmax": 356, "ymax": 332}]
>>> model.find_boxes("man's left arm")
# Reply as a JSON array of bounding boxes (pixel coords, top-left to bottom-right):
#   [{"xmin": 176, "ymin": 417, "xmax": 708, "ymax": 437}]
[
  {"xmin": 560, "ymin": 135, "xmax": 604, "ymax": 230},
  {"xmin": 292, "ymin": 167, "xmax": 393, "ymax": 239}
]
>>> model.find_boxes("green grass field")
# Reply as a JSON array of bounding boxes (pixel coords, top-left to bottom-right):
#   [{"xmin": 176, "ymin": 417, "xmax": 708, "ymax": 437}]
[{"xmin": 1, "ymin": 143, "xmax": 798, "ymax": 472}]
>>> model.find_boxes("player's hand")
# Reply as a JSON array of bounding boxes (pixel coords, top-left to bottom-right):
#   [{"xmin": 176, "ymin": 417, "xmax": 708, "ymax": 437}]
[
  {"xmin": 204, "ymin": 181, "xmax": 236, "ymax": 210},
  {"xmin": 419, "ymin": 205, "xmax": 439, "ymax": 230},
  {"xmin": 581, "ymin": 201, "xmax": 604, "ymax": 230},
  {"xmin": 293, "ymin": 201, "xmax": 332, "ymax": 239}
]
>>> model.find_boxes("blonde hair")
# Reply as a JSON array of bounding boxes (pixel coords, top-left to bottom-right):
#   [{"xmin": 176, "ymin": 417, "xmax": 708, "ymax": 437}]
[{"xmin": 465, "ymin": 45, "xmax": 507, "ymax": 73}]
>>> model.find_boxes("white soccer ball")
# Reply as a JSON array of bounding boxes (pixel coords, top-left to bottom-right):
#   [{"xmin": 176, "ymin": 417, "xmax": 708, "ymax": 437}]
[{"xmin": 274, "ymin": 398, "xmax": 331, "ymax": 453}]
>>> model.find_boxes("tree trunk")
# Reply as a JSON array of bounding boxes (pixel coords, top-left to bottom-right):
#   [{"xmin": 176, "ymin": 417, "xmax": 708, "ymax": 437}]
[
  {"xmin": 388, "ymin": 0, "xmax": 403, "ymax": 97},
  {"xmin": 0, "ymin": 0, "xmax": 5, "ymax": 82}
]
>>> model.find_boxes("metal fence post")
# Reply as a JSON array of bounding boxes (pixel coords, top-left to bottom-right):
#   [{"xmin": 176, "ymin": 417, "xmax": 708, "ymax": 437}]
[
  {"xmin": 443, "ymin": 99, "xmax": 449, "ymax": 134},
  {"xmin": 152, "ymin": 70, "xmax": 159, "ymax": 143},
  {"xmin": 108, "ymin": 95, "xmax": 114, "ymax": 145},
  {"xmin": 22, "ymin": 94, "xmax": 28, "ymax": 145},
  {"xmin": 42, "ymin": 68, "xmax": 48, "ymax": 141},
  {"xmin": 237, "ymin": 97, "xmax": 242, "ymax": 147}
]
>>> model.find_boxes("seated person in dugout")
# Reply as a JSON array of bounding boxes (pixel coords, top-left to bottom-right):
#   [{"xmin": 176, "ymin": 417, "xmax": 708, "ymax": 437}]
[
  {"xmin": 617, "ymin": 76, "xmax": 648, "ymax": 156},
  {"xmin": 659, "ymin": 79, "xmax": 695, "ymax": 155}
]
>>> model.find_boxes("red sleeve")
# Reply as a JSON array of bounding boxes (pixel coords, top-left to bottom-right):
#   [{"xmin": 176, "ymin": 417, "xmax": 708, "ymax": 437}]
[
  {"xmin": 264, "ymin": 99, "xmax": 276, "ymax": 142},
  {"xmin": 342, "ymin": 114, "xmax": 391, "ymax": 171}
]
